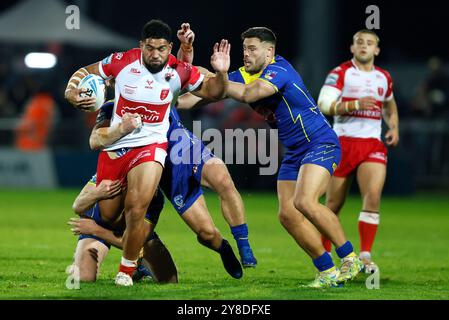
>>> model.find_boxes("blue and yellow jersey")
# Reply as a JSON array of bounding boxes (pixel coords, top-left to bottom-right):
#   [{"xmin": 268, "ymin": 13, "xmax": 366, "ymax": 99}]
[{"xmin": 229, "ymin": 55, "xmax": 331, "ymax": 149}]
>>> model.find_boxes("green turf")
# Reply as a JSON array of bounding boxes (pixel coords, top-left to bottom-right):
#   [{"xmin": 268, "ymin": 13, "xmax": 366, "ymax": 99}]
[{"xmin": 0, "ymin": 189, "xmax": 448, "ymax": 300}]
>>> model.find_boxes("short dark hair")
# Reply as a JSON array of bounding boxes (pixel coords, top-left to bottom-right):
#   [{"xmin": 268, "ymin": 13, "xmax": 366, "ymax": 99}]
[
  {"xmin": 353, "ymin": 29, "xmax": 380, "ymax": 44},
  {"xmin": 141, "ymin": 19, "xmax": 172, "ymax": 41},
  {"xmin": 241, "ymin": 27, "xmax": 277, "ymax": 46}
]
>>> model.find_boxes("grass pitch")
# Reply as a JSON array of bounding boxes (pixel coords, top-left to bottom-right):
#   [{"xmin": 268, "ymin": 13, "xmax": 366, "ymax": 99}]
[{"xmin": 0, "ymin": 189, "xmax": 448, "ymax": 300}]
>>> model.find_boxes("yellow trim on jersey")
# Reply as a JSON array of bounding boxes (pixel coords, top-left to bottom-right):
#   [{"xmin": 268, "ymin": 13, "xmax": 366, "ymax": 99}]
[
  {"xmin": 280, "ymin": 93, "xmax": 310, "ymax": 142},
  {"xmin": 293, "ymin": 83, "xmax": 316, "ymax": 107},
  {"xmin": 237, "ymin": 58, "xmax": 276, "ymax": 84},
  {"xmin": 238, "ymin": 67, "xmax": 263, "ymax": 84},
  {"xmin": 87, "ymin": 181, "xmax": 96, "ymax": 185}
]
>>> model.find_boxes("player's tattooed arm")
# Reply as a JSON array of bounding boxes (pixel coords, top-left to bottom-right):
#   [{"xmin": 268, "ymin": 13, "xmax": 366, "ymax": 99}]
[
  {"xmin": 176, "ymin": 23, "xmax": 195, "ymax": 64},
  {"xmin": 226, "ymin": 79, "xmax": 276, "ymax": 103},
  {"xmin": 72, "ymin": 180, "xmax": 122, "ymax": 215},
  {"xmin": 383, "ymin": 97, "xmax": 399, "ymax": 147},
  {"xmin": 89, "ymin": 113, "xmax": 142, "ymax": 150},
  {"xmin": 68, "ymin": 217, "xmax": 124, "ymax": 249},
  {"xmin": 65, "ymin": 62, "xmax": 102, "ymax": 111}
]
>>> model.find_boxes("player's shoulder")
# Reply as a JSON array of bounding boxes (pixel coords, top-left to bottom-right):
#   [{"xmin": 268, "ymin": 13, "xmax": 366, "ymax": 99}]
[
  {"xmin": 330, "ymin": 60, "xmax": 354, "ymax": 75},
  {"xmin": 167, "ymin": 54, "xmax": 192, "ymax": 70},
  {"xmin": 374, "ymin": 65, "xmax": 393, "ymax": 82},
  {"xmin": 266, "ymin": 55, "xmax": 290, "ymax": 73},
  {"xmin": 113, "ymin": 48, "xmax": 141, "ymax": 63},
  {"xmin": 229, "ymin": 68, "xmax": 245, "ymax": 83}
]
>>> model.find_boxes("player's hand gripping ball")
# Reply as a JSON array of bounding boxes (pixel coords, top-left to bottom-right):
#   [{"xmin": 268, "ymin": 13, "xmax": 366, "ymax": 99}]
[{"xmin": 77, "ymin": 74, "xmax": 106, "ymax": 112}]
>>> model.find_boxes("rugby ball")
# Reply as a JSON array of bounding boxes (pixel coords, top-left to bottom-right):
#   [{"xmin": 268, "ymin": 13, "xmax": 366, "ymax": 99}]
[{"xmin": 77, "ymin": 74, "xmax": 106, "ymax": 112}]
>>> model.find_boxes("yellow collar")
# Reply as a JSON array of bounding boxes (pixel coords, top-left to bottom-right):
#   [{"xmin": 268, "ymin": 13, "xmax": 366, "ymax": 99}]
[{"xmin": 238, "ymin": 58, "xmax": 276, "ymax": 84}]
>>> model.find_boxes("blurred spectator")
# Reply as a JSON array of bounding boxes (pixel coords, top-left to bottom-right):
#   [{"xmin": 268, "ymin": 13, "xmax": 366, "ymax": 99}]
[
  {"xmin": 14, "ymin": 92, "xmax": 55, "ymax": 151},
  {"xmin": 412, "ymin": 57, "xmax": 449, "ymax": 119},
  {"xmin": 222, "ymin": 105, "xmax": 266, "ymax": 130},
  {"xmin": 0, "ymin": 88, "xmax": 16, "ymax": 117}
]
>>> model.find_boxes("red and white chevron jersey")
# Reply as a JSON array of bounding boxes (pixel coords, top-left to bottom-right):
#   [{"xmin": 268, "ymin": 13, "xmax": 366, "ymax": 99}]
[
  {"xmin": 98, "ymin": 48, "xmax": 203, "ymax": 151},
  {"xmin": 323, "ymin": 59, "xmax": 393, "ymax": 140}
]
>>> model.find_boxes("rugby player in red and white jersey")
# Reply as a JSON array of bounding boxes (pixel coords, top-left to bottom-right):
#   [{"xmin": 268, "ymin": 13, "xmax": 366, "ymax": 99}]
[
  {"xmin": 65, "ymin": 19, "xmax": 230, "ymax": 286},
  {"xmin": 317, "ymin": 29, "xmax": 399, "ymax": 273}
]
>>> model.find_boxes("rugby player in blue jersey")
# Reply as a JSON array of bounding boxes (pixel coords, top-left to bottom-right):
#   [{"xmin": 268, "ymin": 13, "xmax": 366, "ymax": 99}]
[
  {"xmin": 173, "ymin": 25, "xmax": 257, "ymax": 269},
  {"xmin": 177, "ymin": 28, "xmax": 363, "ymax": 288},
  {"xmin": 69, "ymin": 176, "xmax": 178, "ymax": 284}
]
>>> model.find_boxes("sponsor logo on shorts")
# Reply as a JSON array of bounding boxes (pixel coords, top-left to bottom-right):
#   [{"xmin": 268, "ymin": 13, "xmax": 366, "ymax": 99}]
[
  {"xmin": 128, "ymin": 150, "xmax": 153, "ymax": 168},
  {"xmin": 174, "ymin": 195, "xmax": 185, "ymax": 209},
  {"xmin": 368, "ymin": 152, "xmax": 387, "ymax": 162}
]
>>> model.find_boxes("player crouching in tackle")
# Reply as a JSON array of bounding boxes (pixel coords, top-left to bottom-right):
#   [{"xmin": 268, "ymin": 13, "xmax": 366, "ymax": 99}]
[
  {"xmin": 87, "ymin": 100, "xmax": 243, "ymax": 280},
  {"xmin": 65, "ymin": 19, "xmax": 230, "ymax": 286},
  {"xmin": 68, "ymin": 176, "xmax": 178, "ymax": 284}
]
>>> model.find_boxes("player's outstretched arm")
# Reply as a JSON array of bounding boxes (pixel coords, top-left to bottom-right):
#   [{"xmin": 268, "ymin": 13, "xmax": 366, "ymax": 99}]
[
  {"xmin": 68, "ymin": 217, "xmax": 123, "ymax": 249},
  {"xmin": 383, "ymin": 97, "xmax": 399, "ymax": 146},
  {"xmin": 176, "ymin": 22, "xmax": 195, "ymax": 64},
  {"xmin": 72, "ymin": 180, "xmax": 122, "ymax": 215},
  {"xmin": 177, "ymin": 67, "xmax": 217, "ymax": 109},
  {"xmin": 64, "ymin": 62, "xmax": 103, "ymax": 112},
  {"xmin": 227, "ymin": 79, "xmax": 276, "ymax": 103},
  {"xmin": 89, "ymin": 113, "xmax": 141, "ymax": 150},
  {"xmin": 192, "ymin": 40, "xmax": 230, "ymax": 100}
]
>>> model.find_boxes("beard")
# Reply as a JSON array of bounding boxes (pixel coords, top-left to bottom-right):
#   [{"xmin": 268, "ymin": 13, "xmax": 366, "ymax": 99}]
[
  {"xmin": 144, "ymin": 59, "xmax": 166, "ymax": 74},
  {"xmin": 355, "ymin": 54, "xmax": 374, "ymax": 65}
]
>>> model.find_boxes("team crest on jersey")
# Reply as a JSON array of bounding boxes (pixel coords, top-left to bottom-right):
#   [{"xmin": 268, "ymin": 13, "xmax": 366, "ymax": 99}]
[
  {"xmin": 378, "ymin": 87, "xmax": 384, "ymax": 96},
  {"xmin": 264, "ymin": 70, "xmax": 277, "ymax": 81},
  {"xmin": 325, "ymin": 73, "xmax": 339, "ymax": 86},
  {"xmin": 115, "ymin": 52, "xmax": 124, "ymax": 60},
  {"xmin": 160, "ymin": 88, "xmax": 170, "ymax": 100}
]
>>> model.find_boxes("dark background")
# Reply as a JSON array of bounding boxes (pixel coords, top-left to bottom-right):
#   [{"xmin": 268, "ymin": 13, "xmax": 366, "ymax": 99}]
[{"xmin": 1, "ymin": 0, "xmax": 448, "ymax": 192}]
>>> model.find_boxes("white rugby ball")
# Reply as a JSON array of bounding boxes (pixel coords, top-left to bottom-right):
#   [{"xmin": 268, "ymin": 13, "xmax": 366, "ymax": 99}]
[{"xmin": 78, "ymin": 74, "xmax": 106, "ymax": 112}]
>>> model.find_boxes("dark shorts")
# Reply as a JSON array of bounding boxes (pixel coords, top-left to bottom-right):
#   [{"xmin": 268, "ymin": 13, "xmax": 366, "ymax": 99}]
[
  {"xmin": 159, "ymin": 135, "xmax": 215, "ymax": 215},
  {"xmin": 78, "ymin": 186, "xmax": 164, "ymax": 248},
  {"xmin": 278, "ymin": 127, "xmax": 341, "ymax": 181}
]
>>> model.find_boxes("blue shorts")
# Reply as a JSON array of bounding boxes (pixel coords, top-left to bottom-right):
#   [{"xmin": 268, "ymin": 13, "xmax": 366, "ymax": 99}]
[
  {"xmin": 78, "ymin": 186, "xmax": 165, "ymax": 248},
  {"xmin": 277, "ymin": 126, "xmax": 341, "ymax": 181},
  {"xmin": 159, "ymin": 135, "xmax": 214, "ymax": 215}
]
